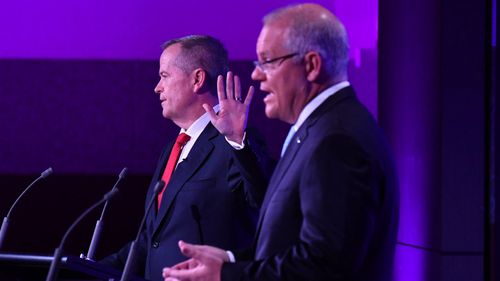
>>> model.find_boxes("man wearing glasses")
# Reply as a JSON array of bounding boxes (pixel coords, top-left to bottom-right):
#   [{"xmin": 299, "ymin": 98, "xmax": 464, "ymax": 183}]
[{"xmin": 163, "ymin": 3, "xmax": 399, "ymax": 281}]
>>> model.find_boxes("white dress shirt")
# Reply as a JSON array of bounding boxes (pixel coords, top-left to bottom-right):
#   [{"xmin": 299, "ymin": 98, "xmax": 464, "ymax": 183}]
[
  {"xmin": 176, "ymin": 105, "xmax": 220, "ymax": 166},
  {"xmin": 281, "ymin": 81, "xmax": 350, "ymax": 156}
]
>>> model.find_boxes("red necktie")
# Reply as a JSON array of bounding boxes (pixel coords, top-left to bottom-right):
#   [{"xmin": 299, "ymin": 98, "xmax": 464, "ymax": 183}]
[{"xmin": 157, "ymin": 133, "xmax": 191, "ymax": 210}]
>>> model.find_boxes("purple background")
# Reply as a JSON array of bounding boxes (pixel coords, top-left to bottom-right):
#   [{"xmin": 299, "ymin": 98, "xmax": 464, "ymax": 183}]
[
  {"xmin": 0, "ymin": 0, "xmax": 376, "ymax": 61},
  {"xmin": 0, "ymin": 0, "xmax": 378, "ymax": 175},
  {"xmin": 0, "ymin": 0, "xmax": 494, "ymax": 280}
]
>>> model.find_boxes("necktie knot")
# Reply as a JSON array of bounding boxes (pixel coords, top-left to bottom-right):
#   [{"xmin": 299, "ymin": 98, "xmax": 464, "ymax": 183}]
[{"xmin": 176, "ymin": 133, "xmax": 191, "ymax": 146}]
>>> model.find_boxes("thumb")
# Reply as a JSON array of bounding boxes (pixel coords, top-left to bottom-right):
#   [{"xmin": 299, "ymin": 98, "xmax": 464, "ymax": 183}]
[
  {"xmin": 178, "ymin": 240, "xmax": 195, "ymax": 257},
  {"xmin": 202, "ymin": 103, "xmax": 218, "ymax": 124},
  {"xmin": 178, "ymin": 240, "xmax": 214, "ymax": 264}
]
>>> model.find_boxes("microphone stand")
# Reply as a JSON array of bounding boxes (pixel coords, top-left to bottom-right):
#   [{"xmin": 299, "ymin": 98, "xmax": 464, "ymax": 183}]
[
  {"xmin": 120, "ymin": 180, "xmax": 164, "ymax": 281},
  {"xmin": 82, "ymin": 167, "xmax": 128, "ymax": 261},
  {"xmin": 45, "ymin": 188, "xmax": 119, "ymax": 281},
  {"xmin": 0, "ymin": 167, "xmax": 53, "ymax": 249}
]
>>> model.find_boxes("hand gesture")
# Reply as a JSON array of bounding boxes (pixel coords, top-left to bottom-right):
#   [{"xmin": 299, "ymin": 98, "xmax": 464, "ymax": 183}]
[
  {"xmin": 162, "ymin": 240, "xmax": 228, "ymax": 281},
  {"xmin": 203, "ymin": 71, "xmax": 254, "ymax": 144}
]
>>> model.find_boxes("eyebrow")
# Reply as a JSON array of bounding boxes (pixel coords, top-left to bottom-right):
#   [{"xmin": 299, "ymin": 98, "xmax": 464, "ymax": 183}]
[{"xmin": 257, "ymin": 52, "xmax": 271, "ymax": 60}]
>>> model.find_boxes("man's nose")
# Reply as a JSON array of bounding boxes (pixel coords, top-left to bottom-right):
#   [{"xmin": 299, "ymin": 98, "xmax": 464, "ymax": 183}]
[
  {"xmin": 154, "ymin": 82, "xmax": 162, "ymax": 94},
  {"xmin": 251, "ymin": 66, "xmax": 265, "ymax": 81}
]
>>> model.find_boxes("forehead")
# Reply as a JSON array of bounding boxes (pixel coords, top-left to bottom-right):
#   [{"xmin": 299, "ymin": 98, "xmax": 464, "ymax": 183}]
[
  {"xmin": 159, "ymin": 43, "xmax": 182, "ymax": 66},
  {"xmin": 256, "ymin": 23, "xmax": 288, "ymax": 57}
]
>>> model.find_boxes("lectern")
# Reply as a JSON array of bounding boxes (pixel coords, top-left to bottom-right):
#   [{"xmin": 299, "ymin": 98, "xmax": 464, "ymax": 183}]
[{"xmin": 0, "ymin": 253, "xmax": 147, "ymax": 281}]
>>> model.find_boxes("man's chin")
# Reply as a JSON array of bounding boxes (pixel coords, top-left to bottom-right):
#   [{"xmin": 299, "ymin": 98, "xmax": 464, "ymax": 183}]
[
  {"xmin": 264, "ymin": 109, "xmax": 278, "ymax": 120},
  {"xmin": 162, "ymin": 111, "xmax": 171, "ymax": 119}
]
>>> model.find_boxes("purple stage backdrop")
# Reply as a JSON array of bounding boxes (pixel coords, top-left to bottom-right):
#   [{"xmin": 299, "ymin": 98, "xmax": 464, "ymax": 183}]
[
  {"xmin": 0, "ymin": 0, "xmax": 378, "ymax": 175},
  {"xmin": 0, "ymin": 0, "xmax": 377, "ymax": 61}
]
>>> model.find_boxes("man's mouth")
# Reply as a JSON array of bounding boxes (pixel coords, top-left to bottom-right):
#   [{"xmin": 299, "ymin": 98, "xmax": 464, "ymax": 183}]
[{"xmin": 263, "ymin": 92, "xmax": 274, "ymax": 103}]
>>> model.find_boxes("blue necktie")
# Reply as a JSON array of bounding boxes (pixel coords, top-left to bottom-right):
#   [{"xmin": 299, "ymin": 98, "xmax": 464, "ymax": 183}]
[{"xmin": 281, "ymin": 126, "xmax": 297, "ymax": 157}]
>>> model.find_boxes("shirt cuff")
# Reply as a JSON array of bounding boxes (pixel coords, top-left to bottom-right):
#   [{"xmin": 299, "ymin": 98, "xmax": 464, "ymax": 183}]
[
  {"xmin": 225, "ymin": 250, "xmax": 236, "ymax": 263},
  {"xmin": 225, "ymin": 132, "xmax": 246, "ymax": 150}
]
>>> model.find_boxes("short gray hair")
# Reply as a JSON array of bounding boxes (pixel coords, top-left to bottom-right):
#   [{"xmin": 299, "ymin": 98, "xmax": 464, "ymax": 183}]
[
  {"xmin": 264, "ymin": 5, "xmax": 349, "ymax": 80},
  {"xmin": 161, "ymin": 35, "xmax": 229, "ymax": 94}
]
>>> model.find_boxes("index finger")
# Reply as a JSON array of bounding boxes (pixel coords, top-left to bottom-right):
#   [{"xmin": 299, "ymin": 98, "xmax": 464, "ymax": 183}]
[
  {"xmin": 163, "ymin": 267, "xmax": 197, "ymax": 280},
  {"xmin": 217, "ymin": 75, "xmax": 226, "ymax": 102},
  {"xmin": 169, "ymin": 258, "xmax": 196, "ymax": 270},
  {"xmin": 244, "ymin": 85, "xmax": 255, "ymax": 106}
]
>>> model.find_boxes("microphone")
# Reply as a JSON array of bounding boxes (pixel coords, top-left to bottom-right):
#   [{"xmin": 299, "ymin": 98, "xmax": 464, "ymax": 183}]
[
  {"xmin": 190, "ymin": 205, "xmax": 204, "ymax": 244},
  {"xmin": 45, "ymin": 188, "xmax": 119, "ymax": 281},
  {"xmin": 120, "ymin": 180, "xmax": 165, "ymax": 281},
  {"xmin": 82, "ymin": 167, "xmax": 128, "ymax": 261},
  {"xmin": 0, "ymin": 167, "xmax": 53, "ymax": 250}
]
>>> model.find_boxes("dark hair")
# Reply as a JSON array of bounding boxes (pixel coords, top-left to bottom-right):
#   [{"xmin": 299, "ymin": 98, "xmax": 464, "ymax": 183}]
[{"xmin": 161, "ymin": 35, "xmax": 229, "ymax": 94}]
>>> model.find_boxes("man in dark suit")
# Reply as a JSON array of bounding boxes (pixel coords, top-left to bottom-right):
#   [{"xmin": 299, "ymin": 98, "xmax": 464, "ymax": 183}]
[
  {"xmin": 162, "ymin": 3, "xmax": 399, "ymax": 281},
  {"xmin": 101, "ymin": 35, "xmax": 267, "ymax": 281}
]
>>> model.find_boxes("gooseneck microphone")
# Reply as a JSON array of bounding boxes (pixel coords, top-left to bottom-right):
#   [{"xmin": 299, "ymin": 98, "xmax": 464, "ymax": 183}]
[
  {"xmin": 191, "ymin": 205, "xmax": 204, "ymax": 244},
  {"xmin": 0, "ymin": 167, "xmax": 53, "ymax": 249},
  {"xmin": 120, "ymin": 180, "xmax": 165, "ymax": 281},
  {"xmin": 45, "ymin": 188, "xmax": 119, "ymax": 281},
  {"xmin": 82, "ymin": 167, "xmax": 128, "ymax": 261}
]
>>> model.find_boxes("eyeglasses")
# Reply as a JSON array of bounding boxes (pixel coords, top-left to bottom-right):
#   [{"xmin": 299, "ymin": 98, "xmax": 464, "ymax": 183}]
[{"xmin": 253, "ymin": 53, "xmax": 299, "ymax": 73}]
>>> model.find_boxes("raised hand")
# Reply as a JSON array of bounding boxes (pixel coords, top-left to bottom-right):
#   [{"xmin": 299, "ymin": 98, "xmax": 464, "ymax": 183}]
[
  {"xmin": 162, "ymin": 240, "xmax": 227, "ymax": 281},
  {"xmin": 203, "ymin": 71, "xmax": 254, "ymax": 144}
]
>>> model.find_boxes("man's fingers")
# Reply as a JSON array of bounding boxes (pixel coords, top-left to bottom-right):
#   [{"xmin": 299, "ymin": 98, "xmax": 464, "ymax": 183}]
[
  {"xmin": 217, "ymin": 75, "xmax": 226, "ymax": 101},
  {"xmin": 163, "ymin": 267, "xmax": 194, "ymax": 280},
  {"xmin": 234, "ymin": 75, "xmax": 242, "ymax": 101},
  {"xmin": 163, "ymin": 276, "xmax": 180, "ymax": 281},
  {"xmin": 226, "ymin": 71, "xmax": 234, "ymax": 100},
  {"xmin": 244, "ymin": 85, "xmax": 255, "ymax": 106},
  {"xmin": 179, "ymin": 240, "xmax": 198, "ymax": 258},
  {"xmin": 203, "ymin": 104, "xmax": 218, "ymax": 123},
  {"xmin": 178, "ymin": 240, "xmax": 195, "ymax": 256},
  {"xmin": 179, "ymin": 240, "xmax": 215, "ymax": 265},
  {"xmin": 170, "ymin": 258, "xmax": 194, "ymax": 270}
]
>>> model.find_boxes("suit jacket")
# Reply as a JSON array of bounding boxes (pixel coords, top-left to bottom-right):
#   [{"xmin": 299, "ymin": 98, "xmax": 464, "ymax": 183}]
[
  {"xmin": 102, "ymin": 123, "xmax": 267, "ymax": 281},
  {"xmin": 222, "ymin": 86, "xmax": 399, "ymax": 281}
]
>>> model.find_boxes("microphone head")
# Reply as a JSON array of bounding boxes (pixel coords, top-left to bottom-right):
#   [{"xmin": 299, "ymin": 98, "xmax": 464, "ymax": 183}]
[
  {"xmin": 41, "ymin": 167, "xmax": 54, "ymax": 178},
  {"xmin": 118, "ymin": 167, "xmax": 128, "ymax": 179},
  {"xmin": 190, "ymin": 205, "xmax": 201, "ymax": 221},
  {"xmin": 153, "ymin": 180, "xmax": 166, "ymax": 195},
  {"xmin": 104, "ymin": 188, "xmax": 120, "ymax": 201}
]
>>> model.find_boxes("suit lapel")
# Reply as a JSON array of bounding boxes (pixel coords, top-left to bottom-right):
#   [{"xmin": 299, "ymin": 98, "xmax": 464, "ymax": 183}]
[
  {"xmin": 152, "ymin": 124, "xmax": 218, "ymax": 234},
  {"xmin": 261, "ymin": 127, "xmax": 308, "ymax": 211},
  {"xmin": 145, "ymin": 141, "xmax": 174, "ymax": 230},
  {"xmin": 263, "ymin": 86, "xmax": 355, "ymax": 205},
  {"xmin": 254, "ymin": 86, "xmax": 356, "ymax": 245},
  {"xmin": 265, "ymin": 87, "xmax": 354, "ymax": 191},
  {"xmin": 253, "ymin": 122, "xmax": 309, "ymax": 239}
]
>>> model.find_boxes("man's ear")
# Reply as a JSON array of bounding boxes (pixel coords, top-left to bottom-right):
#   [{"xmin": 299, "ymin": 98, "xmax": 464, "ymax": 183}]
[
  {"xmin": 193, "ymin": 68, "xmax": 207, "ymax": 93},
  {"xmin": 304, "ymin": 51, "xmax": 322, "ymax": 82}
]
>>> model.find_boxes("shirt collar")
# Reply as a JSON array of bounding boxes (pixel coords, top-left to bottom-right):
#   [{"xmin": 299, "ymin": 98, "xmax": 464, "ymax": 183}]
[
  {"xmin": 292, "ymin": 81, "xmax": 350, "ymax": 132},
  {"xmin": 180, "ymin": 104, "xmax": 220, "ymax": 140}
]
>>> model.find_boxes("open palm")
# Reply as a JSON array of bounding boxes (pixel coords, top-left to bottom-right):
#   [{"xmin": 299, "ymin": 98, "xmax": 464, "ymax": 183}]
[{"xmin": 203, "ymin": 72, "xmax": 254, "ymax": 144}]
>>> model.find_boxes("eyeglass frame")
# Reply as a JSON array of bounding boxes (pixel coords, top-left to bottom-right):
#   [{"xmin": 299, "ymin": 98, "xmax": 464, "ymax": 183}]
[{"xmin": 253, "ymin": 52, "xmax": 299, "ymax": 72}]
